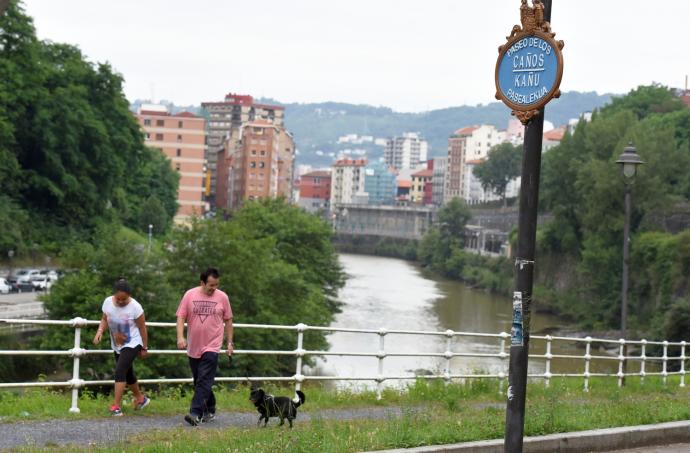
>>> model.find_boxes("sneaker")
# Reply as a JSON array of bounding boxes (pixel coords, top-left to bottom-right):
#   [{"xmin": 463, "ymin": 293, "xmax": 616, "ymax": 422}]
[
  {"xmin": 201, "ymin": 412, "xmax": 216, "ymax": 423},
  {"xmin": 134, "ymin": 395, "xmax": 150, "ymax": 410},
  {"xmin": 184, "ymin": 414, "xmax": 203, "ymax": 426},
  {"xmin": 110, "ymin": 405, "xmax": 123, "ymax": 417}
]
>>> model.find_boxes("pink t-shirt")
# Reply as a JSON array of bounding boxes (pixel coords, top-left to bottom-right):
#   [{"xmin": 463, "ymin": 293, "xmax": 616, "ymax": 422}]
[{"xmin": 176, "ymin": 287, "xmax": 232, "ymax": 358}]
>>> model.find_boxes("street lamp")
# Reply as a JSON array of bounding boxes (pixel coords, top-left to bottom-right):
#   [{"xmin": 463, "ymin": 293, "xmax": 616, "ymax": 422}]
[{"xmin": 615, "ymin": 142, "xmax": 644, "ymax": 382}]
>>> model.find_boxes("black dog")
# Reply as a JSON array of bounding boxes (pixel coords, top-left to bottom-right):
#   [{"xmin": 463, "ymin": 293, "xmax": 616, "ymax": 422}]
[{"xmin": 249, "ymin": 388, "xmax": 305, "ymax": 428}]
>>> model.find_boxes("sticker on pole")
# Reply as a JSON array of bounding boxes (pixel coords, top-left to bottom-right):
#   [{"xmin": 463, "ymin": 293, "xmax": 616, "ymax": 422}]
[
  {"xmin": 494, "ymin": 0, "xmax": 564, "ymax": 125},
  {"xmin": 511, "ymin": 292, "xmax": 523, "ymax": 346}
]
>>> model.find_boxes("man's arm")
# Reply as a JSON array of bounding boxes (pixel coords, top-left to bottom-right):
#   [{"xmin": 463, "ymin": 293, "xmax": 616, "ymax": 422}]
[
  {"xmin": 176, "ymin": 316, "xmax": 187, "ymax": 349},
  {"xmin": 225, "ymin": 318, "xmax": 233, "ymax": 356}
]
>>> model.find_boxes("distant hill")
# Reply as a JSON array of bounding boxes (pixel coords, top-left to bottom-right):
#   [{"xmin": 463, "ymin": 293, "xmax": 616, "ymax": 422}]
[{"xmin": 131, "ymin": 91, "xmax": 614, "ymax": 167}]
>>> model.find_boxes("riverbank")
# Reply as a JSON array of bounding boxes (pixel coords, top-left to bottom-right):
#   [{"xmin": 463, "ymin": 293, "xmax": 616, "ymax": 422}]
[{"xmin": 2, "ymin": 378, "xmax": 690, "ymax": 451}]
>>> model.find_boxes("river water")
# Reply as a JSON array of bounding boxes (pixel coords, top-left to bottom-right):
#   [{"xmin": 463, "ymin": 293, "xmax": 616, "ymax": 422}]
[{"xmin": 314, "ymin": 253, "xmax": 606, "ymax": 387}]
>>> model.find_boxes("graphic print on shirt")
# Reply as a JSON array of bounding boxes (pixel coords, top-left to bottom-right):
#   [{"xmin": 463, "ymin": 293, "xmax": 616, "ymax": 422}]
[
  {"xmin": 111, "ymin": 315, "xmax": 131, "ymax": 347},
  {"xmin": 192, "ymin": 300, "xmax": 218, "ymax": 324}
]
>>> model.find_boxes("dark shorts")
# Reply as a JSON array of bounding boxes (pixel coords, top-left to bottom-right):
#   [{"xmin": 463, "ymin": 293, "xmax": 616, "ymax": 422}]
[{"xmin": 113, "ymin": 345, "xmax": 142, "ymax": 385}]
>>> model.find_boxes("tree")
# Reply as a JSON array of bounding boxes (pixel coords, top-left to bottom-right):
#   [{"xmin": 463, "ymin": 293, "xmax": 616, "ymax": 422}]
[
  {"xmin": 137, "ymin": 196, "xmax": 168, "ymax": 236},
  {"xmin": 0, "ymin": 1, "xmax": 179, "ymax": 256},
  {"xmin": 418, "ymin": 198, "xmax": 471, "ymax": 274},
  {"xmin": 474, "ymin": 143, "xmax": 522, "ymax": 207}
]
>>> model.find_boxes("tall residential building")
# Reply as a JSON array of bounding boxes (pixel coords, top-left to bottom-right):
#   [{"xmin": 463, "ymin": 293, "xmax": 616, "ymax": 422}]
[
  {"xmin": 216, "ymin": 120, "xmax": 295, "ymax": 210},
  {"xmin": 363, "ymin": 161, "xmax": 397, "ymax": 205},
  {"xmin": 445, "ymin": 124, "xmax": 506, "ymax": 203},
  {"xmin": 298, "ymin": 170, "xmax": 331, "ymax": 213},
  {"xmin": 383, "ymin": 132, "xmax": 428, "ymax": 170},
  {"xmin": 137, "ymin": 104, "xmax": 206, "ymax": 223},
  {"xmin": 201, "ymin": 93, "xmax": 285, "ymax": 207},
  {"xmin": 330, "ymin": 158, "xmax": 367, "ymax": 207},
  {"xmin": 431, "ymin": 156, "xmax": 447, "ymax": 206}
]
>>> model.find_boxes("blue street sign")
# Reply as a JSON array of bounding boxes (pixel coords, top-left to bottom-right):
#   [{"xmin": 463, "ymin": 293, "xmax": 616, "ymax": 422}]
[{"xmin": 496, "ymin": 34, "xmax": 561, "ymax": 110}]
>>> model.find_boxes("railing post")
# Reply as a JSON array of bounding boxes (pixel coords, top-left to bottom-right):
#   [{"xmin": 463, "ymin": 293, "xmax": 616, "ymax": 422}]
[
  {"xmin": 68, "ymin": 317, "xmax": 87, "ymax": 413},
  {"xmin": 294, "ymin": 324, "xmax": 306, "ymax": 394},
  {"xmin": 640, "ymin": 339, "xmax": 647, "ymax": 385},
  {"xmin": 499, "ymin": 332, "xmax": 508, "ymax": 395},
  {"xmin": 544, "ymin": 335, "xmax": 552, "ymax": 387},
  {"xmin": 617, "ymin": 339, "xmax": 625, "ymax": 387},
  {"xmin": 662, "ymin": 341, "xmax": 668, "ymax": 386},
  {"xmin": 376, "ymin": 328, "xmax": 387, "ymax": 400},
  {"xmin": 680, "ymin": 341, "xmax": 686, "ymax": 388},
  {"xmin": 444, "ymin": 330, "xmax": 454, "ymax": 385},
  {"xmin": 584, "ymin": 336, "xmax": 591, "ymax": 392}
]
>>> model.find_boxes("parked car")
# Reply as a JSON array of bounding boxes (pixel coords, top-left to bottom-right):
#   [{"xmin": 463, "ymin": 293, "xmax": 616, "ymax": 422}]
[
  {"xmin": 0, "ymin": 278, "xmax": 10, "ymax": 294},
  {"xmin": 16, "ymin": 269, "xmax": 41, "ymax": 284},
  {"xmin": 31, "ymin": 274, "xmax": 53, "ymax": 291}
]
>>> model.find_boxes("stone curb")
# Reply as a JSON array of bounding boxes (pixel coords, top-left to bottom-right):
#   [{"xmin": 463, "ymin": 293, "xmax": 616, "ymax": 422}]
[{"xmin": 368, "ymin": 420, "xmax": 690, "ymax": 452}]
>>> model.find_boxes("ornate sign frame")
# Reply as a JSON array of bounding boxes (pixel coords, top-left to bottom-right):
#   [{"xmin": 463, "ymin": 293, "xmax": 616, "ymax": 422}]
[{"xmin": 494, "ymin": 0, "xmax": 564, "ymax": 124}]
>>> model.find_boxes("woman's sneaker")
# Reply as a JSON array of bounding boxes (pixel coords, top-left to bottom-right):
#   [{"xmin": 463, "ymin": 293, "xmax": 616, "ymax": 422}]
[
  {"xmin": 135, "ymin": 395, "xmax": 150, "ymax": 410},
  {"xmin": 109, "ymin": 405, "xmax": 123, "ymax": 417}
]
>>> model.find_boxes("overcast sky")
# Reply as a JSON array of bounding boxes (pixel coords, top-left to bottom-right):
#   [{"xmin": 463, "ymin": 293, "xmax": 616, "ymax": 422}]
[{"xmin": 21, "ymin": 0, "xmax": 690, "ymax": 112}]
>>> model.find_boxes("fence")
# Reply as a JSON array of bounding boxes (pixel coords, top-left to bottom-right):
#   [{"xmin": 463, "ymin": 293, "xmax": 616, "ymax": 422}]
[{"xmin": 0, "ymin": 317, "xmax": 687, "ymax": 413}]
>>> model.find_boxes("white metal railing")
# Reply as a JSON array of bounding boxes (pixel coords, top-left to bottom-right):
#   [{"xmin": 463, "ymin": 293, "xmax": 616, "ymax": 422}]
[{"xmin": 0, "ymin": 318, "xmax": 687, "ymax": 413}]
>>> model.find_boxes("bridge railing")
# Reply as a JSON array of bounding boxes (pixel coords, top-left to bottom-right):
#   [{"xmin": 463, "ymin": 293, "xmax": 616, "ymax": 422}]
[{"xmin": 0, "ymin": 317, "xmax": 686, "ymax": 413}]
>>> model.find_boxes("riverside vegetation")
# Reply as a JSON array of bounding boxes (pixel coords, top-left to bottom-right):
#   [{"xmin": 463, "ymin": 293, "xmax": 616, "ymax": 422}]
[{"xmin": 339, "ymin": 85, "xmax": 690, "ymax": 343}]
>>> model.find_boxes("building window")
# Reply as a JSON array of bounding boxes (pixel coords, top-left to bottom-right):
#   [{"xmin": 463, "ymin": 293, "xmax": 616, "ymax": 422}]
[
  {"xmin": 177, "ymin": 134, "xmax": 182, "ymax": 141},
  {"xmin": 260, "ymin": 150, "xmax": 266, "ymax": 156},
  {"xmin": 176, "ymin": 149, "xmax": 181, "ymax": 157},
  {"xmin": 145, "ymin": 133, "xmax": 150, "ymax": 140},
  {"xmin": 155, "ymin": 133, "xmax": 164, "ymax": 140},
  {"xmin": 259, "ymin": 162, "xmax": 265, "ymax": 168},
  {"xmin": 178, "ymin": 121, "xmax": 183, "ymax": 128},
  {"xmin": 144, "ymin": 119, "xmax": 151, "ymax": 126},
  {"xmin": 156, "ymin": 119, "xmax": 164, "ymax": 127},
  {"xmin": 251, "ymin": 150, "xmax": 257, "ymax": 155},
  {"xmin": 175, "ymin": 163, "xmax": 181, "ymax": 171},
  {"xmin": 250, "ymin": 162, "xmax": 256, "ymax": 168}
]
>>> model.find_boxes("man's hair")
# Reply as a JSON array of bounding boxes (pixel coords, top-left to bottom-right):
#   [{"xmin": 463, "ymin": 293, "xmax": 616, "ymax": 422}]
[
  {"xmin": 113, "ymin": 278, "xmax": 132, "ymax": 294},
  {"xmin": 200, "ymin": 267, "xmax": 220, "ymax": 283}
]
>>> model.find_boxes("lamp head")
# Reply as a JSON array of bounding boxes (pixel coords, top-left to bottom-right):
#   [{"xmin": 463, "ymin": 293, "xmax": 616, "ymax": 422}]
[{"xmin": 615, "ymin": 142, "xmax": 644, "ymax": 179}]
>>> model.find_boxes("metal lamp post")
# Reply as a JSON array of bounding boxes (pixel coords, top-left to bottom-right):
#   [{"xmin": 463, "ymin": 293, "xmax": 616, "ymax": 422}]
[{"xmin": 615, "ymin": 142, "xmax": 644, "ymax": 383}]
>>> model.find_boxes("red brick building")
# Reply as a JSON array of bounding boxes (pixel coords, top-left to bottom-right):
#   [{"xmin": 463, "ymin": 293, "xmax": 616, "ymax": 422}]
[{"xmin": 298, "ymin": 170, "xmax": 331, "ymax": 212}]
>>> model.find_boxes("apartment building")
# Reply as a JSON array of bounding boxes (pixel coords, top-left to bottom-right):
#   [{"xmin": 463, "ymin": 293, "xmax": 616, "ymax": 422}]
[
  {"xmin": 137, "ymin": 104, "xmax": 206, "ymax": 222},
  {"xmin": 330, "ymin": 158, "xmax": 367, "ymax": 207},
  {"xmin": 216, "ymin": 120, "xmax": 294, "ymax": 210},
  {"xmin": 298, "ymin": 170, "xmax": 331, "ymax": 213},
  {"xmin": 201, "ymin": 93, "xmax": 285, "ymax": 206},
  {"xmin": 383, "ymin": 132, "xmax": 428, "ymax": 170}
]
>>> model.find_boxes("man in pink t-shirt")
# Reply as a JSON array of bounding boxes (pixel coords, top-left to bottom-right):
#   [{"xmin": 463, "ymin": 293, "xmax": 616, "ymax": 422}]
[{"xmin": 176, "ymin": 267, "xmax": 233, "ymax": 426}]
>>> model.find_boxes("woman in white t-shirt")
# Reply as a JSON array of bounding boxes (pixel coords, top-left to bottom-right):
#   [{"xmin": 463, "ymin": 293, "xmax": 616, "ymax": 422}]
[{"xmin": 93, "ymin": 278, "xmax": 150, "ymax": 416}]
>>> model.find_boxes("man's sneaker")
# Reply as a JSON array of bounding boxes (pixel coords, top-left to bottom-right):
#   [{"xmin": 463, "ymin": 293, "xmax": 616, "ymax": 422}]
[
  {"xmin": 201, "ymin": 412, "xmax": 216, "ymax": 423},
  {"xmin": 184, "ymin": 414, "xmax": 203, "ymax": 426},
  {"xmin": 134, "ymin": 395, "xmax": 150, "ymax": 410},
  {"xmin": 109, "ymin": 405, "xmax": 123, "ymax": 417}
]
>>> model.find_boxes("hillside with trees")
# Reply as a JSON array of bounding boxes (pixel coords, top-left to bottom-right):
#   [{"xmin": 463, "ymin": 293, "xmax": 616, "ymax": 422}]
[{"xmin": 0, "ymin": 2, "xmax": 178, "ymax": 258}]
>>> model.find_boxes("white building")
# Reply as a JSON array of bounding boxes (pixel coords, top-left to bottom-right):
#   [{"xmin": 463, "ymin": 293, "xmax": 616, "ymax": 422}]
[
  {"xmin": 384, "ymin": 132, "xmax": 429, "ymax": 170},
  {"xmin": 330, "ymin": 158, "xmax": 367, "ymax": 207}
]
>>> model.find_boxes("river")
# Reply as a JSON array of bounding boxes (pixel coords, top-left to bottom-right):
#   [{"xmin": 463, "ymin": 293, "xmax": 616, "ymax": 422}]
[{"xmin": 313, "ymin": 253, "xmax": 603, "ymax": 387}]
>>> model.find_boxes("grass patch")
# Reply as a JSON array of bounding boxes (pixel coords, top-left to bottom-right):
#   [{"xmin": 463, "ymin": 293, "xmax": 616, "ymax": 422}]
[{"xmin": 4, "ymin": 376, "xmax": 690, "ymax": 452}]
